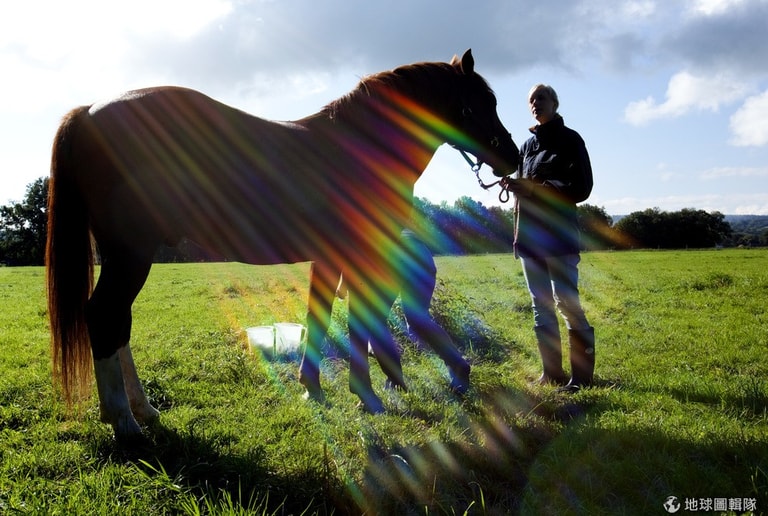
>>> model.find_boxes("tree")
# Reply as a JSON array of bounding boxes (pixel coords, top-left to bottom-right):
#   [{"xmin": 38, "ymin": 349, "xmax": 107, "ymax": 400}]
[
  {"xmin": 412, "ymin": 196, "xmax": 516, "ymax": 255},
  {"xmin": 0, "ymin": 177, "xmax": 49, "ymax": 265},
  {"xmin": 614, "ymin": 207, "xmax": 732, "ymax": 249},
  {"xmin": 577, "ymin": 204, "xmax": 614, "ymax": 250},
  {"xmin": 673, "ymin": 208, "xmax": 730, "ymax": 248}
]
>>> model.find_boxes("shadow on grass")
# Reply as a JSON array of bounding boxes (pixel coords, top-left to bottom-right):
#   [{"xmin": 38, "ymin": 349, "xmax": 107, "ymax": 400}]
[
  {"xmin": 88, "ymin": 384, "xmax": 601, "ymax": 515},
  {"xmin": 662, "ymin": 376, "xmax": 768, "ymax": 422},
  {"xmin": 518, "ymin": 413, "xmax": 768, "ymax": 514},
  {"xmin": 355, "ymin": 385, "xmax": 590, "ymax": 515},
  {"xmin": 89, "ymin": 417, "xmax": 357, "ymax": 515}
]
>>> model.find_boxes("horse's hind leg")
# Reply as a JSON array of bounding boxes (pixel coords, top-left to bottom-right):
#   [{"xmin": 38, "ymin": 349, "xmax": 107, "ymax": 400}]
[
  {"xmin": 87, "ymin": 249, "xmax": 153, "ymax": 439},
  {"xmin": 119, "ymin": 344, "xmax": 160, "ymax": 423}
]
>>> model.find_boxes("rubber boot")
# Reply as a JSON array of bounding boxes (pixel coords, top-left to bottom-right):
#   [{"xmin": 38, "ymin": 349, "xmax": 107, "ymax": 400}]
[
  {"xmin": 561, "ymin": 327, "xmax": 595, "ymax": 393},
  {"xmin": 534, "ymin": 325, "xmax": 567, "ymax": 385}
]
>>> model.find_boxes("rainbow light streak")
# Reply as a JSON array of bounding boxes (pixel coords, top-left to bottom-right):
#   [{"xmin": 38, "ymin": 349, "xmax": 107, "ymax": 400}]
[
  {"xmin": 381, "ymin": 91, "xmax": 473, "ymax": 151},
  {"xmin": 91, "ymin": 82, "xmax": 487, "ymax": 394}
]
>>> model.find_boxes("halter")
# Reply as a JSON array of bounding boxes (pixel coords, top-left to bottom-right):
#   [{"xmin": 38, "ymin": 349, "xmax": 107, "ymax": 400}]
[
  {"xmin": 456, "ymin": 147, "xmax": 511, "ymax": 203},
  {"xmin": 454, "ymin": 101, "xmax": 512, "ymax": 203}
]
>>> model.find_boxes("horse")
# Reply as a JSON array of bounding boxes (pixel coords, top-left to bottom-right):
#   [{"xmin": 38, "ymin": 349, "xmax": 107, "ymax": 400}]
[{"xmin": 46, "ymin": 49, "xmax": 519, "ymax": 441}]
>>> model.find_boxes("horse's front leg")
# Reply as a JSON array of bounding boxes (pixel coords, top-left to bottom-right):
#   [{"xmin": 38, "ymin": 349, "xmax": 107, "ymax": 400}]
[
  {"xmin": 299, "ymin": 260, "xmax": 336, "ymax": 403},
  {"xmin": 348, "ymin": 291, "xmax": 385, "ymax": 414},
  {"xmin": 368, "ymin": 320, "xmax": 407, "ymax": 392},
  {"xmin": 119, "ymin": 344, "xmax": 160, "ymax": 423},
  {"xmin": 368, "ymin": 285, "xmax": 407, "ymax": 391}
]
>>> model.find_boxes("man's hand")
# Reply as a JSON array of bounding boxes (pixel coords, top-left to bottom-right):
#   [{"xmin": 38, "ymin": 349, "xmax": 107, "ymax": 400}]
[{"xmin": 500, "ymin": 177, "xmax": 535, "ymax": 197}]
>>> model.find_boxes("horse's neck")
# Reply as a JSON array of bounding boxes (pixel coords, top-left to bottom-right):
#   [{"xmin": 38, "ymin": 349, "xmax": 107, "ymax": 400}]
[
  {"xmin": 311, "ymin": 97, "xmax": 443, "ymax": 172},
  {"xmin": 294, "ymin": 107, "xmax": 423, "ymax": 228}
]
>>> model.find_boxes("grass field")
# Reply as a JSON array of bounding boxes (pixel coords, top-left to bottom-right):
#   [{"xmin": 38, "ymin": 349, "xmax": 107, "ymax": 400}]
[{"xmin": 0, "ymin": 249, "xmax": 766, "ymax": 514}]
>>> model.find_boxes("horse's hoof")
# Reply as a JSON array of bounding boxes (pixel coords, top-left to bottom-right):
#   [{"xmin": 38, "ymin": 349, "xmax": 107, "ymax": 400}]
[
  {"xmin": 132, "ymin": 403, "xmax": 161, "ymax": 424},
  {"xmin": 111, "ymin": 415, "xmax": 145, "ymax": 447},
  {"xmin": 101, "ymin": 406, "xmax": 143, "ymax": 434},
  {"xmin": 302, "ymin": 387, "xmax": 327, "ymax": 405},
  {"xmin": 355, "ymin": 393, "xmax": 385, "ymax": 415},
  {"xmin": 300, "ymin": 376, "xmax": 326, "ymax": 403},
  {"xmin": 115, "ymin": 428, "xmax": 152, "ymax": 449},
  {"xmin": 449, "ymin": 362, "xmax": 471, "ymax": 395},
  {"xmin": 449, "ymin": 377, "xmax": 469, "ymax": 395},
  {"xmin": 383, "ymin": 378, "xmax": 408, "ymax": 392}
]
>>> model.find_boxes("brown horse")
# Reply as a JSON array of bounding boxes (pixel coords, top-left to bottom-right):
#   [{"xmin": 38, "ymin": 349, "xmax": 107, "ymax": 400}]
[{"xmin": 46, "ymin": 49, "xmax": 519, "ymax": 440}]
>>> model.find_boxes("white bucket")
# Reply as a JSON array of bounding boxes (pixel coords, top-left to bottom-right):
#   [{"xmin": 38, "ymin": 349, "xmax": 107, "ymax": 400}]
[
  {"xmin": 246, "ymin": 326, "xmax": 275, "ymax": 353},
  {"xmin": 274, "ymin": 322, "xmax": 306, "ymax": 353}
]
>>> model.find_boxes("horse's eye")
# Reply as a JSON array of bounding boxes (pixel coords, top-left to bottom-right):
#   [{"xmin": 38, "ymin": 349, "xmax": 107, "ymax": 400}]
[{"xmin": 462, "ymin": 107, "xmax": 472, "ymax": 117}]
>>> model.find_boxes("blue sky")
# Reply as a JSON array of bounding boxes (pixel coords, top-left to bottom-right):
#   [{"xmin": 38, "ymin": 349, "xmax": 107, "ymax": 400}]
[{"xmin": 1, "ymin": 0, "xmax": 767, "ymax": 215}]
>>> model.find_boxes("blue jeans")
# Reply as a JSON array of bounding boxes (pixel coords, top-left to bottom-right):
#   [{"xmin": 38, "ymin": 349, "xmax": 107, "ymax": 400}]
[{"xmin": 520, "ymin": 254, "xmax": 590, "ymax": 331}]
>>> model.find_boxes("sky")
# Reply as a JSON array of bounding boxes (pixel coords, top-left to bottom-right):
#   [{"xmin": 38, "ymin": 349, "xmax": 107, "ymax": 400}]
[{"xmin": 1, "ymin": 0, "xmax": 768, "ymax": 216}]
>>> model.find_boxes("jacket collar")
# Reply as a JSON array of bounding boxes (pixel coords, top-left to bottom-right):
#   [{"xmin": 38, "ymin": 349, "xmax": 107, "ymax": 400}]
[{"xmin": 529, "ymin": 114, "xmax": 564, "ymax": 137}]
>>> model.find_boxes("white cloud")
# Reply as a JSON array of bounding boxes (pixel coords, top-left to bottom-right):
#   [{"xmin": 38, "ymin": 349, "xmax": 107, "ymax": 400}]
[
  {"xmin": 601, "ymin": 194, "xmax": 721, "ymax": 214},
  {"xmin": 127, "ymin": 0, "xmax": 233, "ymax": 40},
  {"xmin": 601, "ymin": 192, "xmax": 768, "ymax": 215},
  {"xmin": 690, "ymin": 0, "xmax": 747, "ymax": 16},
  {"xmin": 624, "ymin": 70, "xmax": 754, "ymax": 125},
  {"xmin": 729, "ymin": 90, "xmax": 768, "ymax": 147},
  {"xmin": 623, "ymin": 0, "xmax": 656, "ymax": 18},
  {"xmin": 732, "ymin": 201, "xmax": 768, "ymax": 215},
  {"xmin": 0, "ymin": 1, "xmax": 231, "ymax": 56},
  {"xmin": 0, "ymin": 0, "xmax": 234, "ymax": 114},
  {"xmin": 719, "ymin": 194, "xmax": 768, "ymax": 215},
  {"xmin": 699, "ymin": 166, "xmax": 768, "ymax": 179}
]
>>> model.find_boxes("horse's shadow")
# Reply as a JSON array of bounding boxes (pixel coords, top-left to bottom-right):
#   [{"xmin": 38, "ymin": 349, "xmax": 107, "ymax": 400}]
[
  {"xmin": 355, "ymin": 382, "xmax": 605, "ymax": 515},
  {"xmin": 87, "ymin": 368, "xmax": 599, "ymax": 515},
  {"xmin": 90, "ymin": 416, "xmax": 351, "ymax": 515}
]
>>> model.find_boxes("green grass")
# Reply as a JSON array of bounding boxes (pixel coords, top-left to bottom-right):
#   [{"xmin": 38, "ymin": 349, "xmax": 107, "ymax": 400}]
[{"xmin": 0, "ymin": 250, "xmax": 766, "ymax": 514}]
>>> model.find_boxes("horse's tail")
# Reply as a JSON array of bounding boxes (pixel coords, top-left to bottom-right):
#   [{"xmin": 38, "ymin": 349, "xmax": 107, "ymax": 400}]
[{"xmin": 46, "ymin": 105, "xmax": 94, "ymax": 405}]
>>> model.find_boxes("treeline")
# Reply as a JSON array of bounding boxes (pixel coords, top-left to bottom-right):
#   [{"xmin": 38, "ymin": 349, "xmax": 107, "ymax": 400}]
[
  {"xmin": 0, "ymin": 178, "xmax": 758, "ymax": 266},
  {"xmin": 410, "ymin": 200, "xmax": 733, "ymax": 255},
  {"xmin": 0, "ymin": 178, "xmax": 48, "ymax": 266},
  {"xmin": 609, "ymin": 207, "xmax": 732, "ymax": 250}
]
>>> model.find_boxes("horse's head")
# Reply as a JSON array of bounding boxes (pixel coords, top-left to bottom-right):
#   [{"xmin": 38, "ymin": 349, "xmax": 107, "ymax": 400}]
[{"xmin": 448, "ymin": 49, "xmax": 519, "ymax": 177}]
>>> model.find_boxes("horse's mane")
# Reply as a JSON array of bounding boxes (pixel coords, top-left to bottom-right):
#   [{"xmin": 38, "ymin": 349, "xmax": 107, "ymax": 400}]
[{"xmin": 322, "ymin": 61, "xmax": 491, "ymax": 121}]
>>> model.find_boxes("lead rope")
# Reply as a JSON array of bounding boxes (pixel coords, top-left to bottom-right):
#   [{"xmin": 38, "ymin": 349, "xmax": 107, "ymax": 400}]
[{"xmin": 457, "ymin": 149, "xmax": 510, "ymax": 203}]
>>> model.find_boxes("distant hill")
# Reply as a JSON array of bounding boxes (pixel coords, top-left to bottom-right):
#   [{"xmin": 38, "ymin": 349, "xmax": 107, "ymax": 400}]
[{"xmin": 725, "ymin": 215, "xmax": 768, "ymax": 234}]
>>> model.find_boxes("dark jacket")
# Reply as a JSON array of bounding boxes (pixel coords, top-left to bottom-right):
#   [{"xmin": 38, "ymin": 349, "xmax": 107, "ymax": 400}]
[{"xmin": 514, "ymin": 115, "xmax": 593, "ymax": 258}]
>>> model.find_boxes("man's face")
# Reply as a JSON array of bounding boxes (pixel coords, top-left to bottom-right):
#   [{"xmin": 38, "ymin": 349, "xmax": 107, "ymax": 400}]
[{"xmin": 529, "ymin": 88, "xmax": 557, "ymax": 124}]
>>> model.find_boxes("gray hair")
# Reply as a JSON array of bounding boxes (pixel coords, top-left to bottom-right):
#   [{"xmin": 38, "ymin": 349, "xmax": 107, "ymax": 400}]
[{"xmin": 528, "ymin": 84, "xmax": 559, "ymax": 112}]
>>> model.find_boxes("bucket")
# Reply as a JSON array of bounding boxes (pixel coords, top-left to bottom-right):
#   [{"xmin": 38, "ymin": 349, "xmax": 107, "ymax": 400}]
[
  {"xmin": 274, "ymin": 322, "xmax": 306, "ymax": 353},
  {"xmin": 246, "ymin": 326, "xmax": 275, "ymax": 354}
]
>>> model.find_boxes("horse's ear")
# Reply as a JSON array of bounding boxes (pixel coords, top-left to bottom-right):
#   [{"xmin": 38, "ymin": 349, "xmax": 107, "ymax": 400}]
[{"xmin": 451, "ymin": 49, "xmax": 475, "ymax": 75}]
